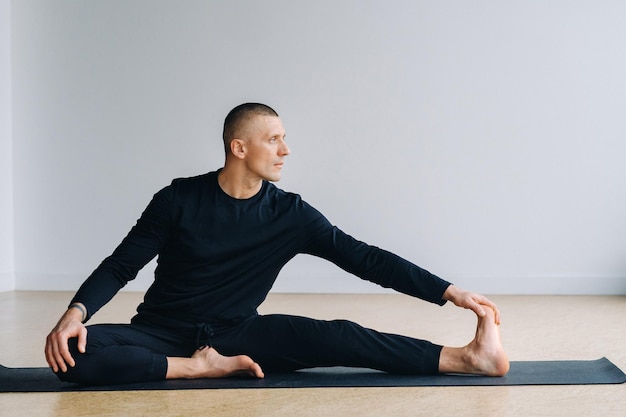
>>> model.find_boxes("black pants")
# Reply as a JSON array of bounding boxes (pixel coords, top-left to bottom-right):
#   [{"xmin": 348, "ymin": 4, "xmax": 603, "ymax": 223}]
[{"xmin": 56, "ymin": 314, "xmax": 443, "ymax": 385}]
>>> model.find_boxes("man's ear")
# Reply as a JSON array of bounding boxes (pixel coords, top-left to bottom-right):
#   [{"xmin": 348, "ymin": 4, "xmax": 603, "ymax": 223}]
[{"xmin": 230, "ymin": 138, "xmax": 246, "ymax": 159}]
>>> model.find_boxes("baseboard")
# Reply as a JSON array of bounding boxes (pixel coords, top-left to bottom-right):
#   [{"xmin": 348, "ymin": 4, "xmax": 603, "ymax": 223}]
[
  {"xmin": 14, "ymin": 271, "xmax": 626, "ymax": 295},
  {"xmin": 453, "ymin": 274, "xmax": 626, "ymax": 295},
  {"xmin": 14, "ymin": 271, "xmax": 155, "ymax": 292}
]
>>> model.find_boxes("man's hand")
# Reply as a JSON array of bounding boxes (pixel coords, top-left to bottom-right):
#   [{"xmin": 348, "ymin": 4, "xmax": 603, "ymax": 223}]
[
  {"xmin": 442, "ymin": 285, "xmax": 501, "ymax": 324},
  {"xmin": 45, "ymin": 304, "xmax": 88, "ymax": 373}
]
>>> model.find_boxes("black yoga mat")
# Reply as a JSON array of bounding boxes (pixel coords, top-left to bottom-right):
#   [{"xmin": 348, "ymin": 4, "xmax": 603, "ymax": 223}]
[{"xmin": 1, "ymin": 358, "xmax": 624, "ymax": 392}]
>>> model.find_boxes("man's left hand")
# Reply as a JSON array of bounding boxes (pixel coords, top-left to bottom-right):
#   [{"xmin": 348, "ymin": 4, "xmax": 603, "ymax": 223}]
[{"xmin": 442, "ymin": 285, "xmax": 501, "ymax": 324}]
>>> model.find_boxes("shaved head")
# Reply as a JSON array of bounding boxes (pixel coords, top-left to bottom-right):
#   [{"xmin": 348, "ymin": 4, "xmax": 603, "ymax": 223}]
[{"xmin": 222, "ymin": 103, "xmax": 279, "ymax": 154}]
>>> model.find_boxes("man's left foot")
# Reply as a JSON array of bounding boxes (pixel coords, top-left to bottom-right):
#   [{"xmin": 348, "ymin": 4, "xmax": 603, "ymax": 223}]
[{"xmin": 463, "ymin": 307, "xmax": 510, "ymax": 376}]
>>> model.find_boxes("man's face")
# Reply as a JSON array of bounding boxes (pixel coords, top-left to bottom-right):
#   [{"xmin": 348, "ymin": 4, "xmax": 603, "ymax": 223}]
[{"xmin": 240, "ymin": 115, "xmax": 290, "ymax": 182}]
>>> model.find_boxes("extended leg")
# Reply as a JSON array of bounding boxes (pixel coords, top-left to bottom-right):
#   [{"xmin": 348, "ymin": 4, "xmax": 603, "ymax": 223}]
[{"xmin": 214, "ymin": 314, "xmax": 444, "ymax": 374}]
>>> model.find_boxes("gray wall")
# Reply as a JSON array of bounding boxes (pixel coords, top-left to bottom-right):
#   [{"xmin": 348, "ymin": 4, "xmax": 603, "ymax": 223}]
[
  {"xmin": 0, "ymin": 0, "xmax": 13, "ymax": 291},
  {"xmin": 6, "ymin": 0, "xmax": 626, "ymax": 294}
]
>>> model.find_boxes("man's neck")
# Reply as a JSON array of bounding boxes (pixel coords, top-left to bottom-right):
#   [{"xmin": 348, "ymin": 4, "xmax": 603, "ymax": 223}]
[{"xmin": 217, "ymin": 166, "xmax": 263, "ymax": 199}]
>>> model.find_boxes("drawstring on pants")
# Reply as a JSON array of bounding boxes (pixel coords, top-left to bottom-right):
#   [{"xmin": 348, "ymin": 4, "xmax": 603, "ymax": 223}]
[{"xmin": 195, "ymin": 323, "xmax": 214, "ymax": 349}]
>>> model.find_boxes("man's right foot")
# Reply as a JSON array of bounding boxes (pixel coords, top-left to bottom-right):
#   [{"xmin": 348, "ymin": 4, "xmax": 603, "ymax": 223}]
[{"xmin": 191, "ymin": 346, "xmax": 265, "ymax": 379}]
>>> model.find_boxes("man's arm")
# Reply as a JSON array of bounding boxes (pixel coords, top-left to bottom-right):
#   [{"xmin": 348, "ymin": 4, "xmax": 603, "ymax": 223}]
[
  {"xmin": 44, "ymin": 184, "xmax": 174, "ymax": 371},
  {"xmin": 303, "ymin": 221, "xmax": 451, "ymax": 304},
  {"xmin": 300, "ymin": 206, "xmax": 503, "ymax": 321},
  {"xmin": 45, "ymin": 302, "xmax": 88, "ymax": 373},
  {"xmin": 70, "ymin": 185, "xmax": 174, "ymax": 321}
]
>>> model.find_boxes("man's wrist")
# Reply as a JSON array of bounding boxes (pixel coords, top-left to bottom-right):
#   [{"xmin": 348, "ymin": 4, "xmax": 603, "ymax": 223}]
[
  {"xmin": 68, "ymin": 303, "xmax": 87, "ymax": 322},
  {"xmin": 442, "ymin": 284, "xmax": 456, "ymax": 301}
]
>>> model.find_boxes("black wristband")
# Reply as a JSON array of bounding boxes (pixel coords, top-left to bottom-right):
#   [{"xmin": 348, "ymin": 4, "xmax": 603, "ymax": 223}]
[{"xmin": 69, "ymin": 303, "xmax": 87, "ymax": 322}]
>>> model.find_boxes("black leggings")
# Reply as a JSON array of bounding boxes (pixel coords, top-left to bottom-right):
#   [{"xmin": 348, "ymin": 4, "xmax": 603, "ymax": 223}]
[{"xmin": 56, "ymin": 314, "xmax": 443, "ymax": 385}]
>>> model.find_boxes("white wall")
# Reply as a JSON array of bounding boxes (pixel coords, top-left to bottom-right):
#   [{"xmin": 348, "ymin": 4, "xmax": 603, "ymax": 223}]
[
  {"xmin": 11, "ymin": 1, "xmax": 626, "ymax": 295},
  {"xmin": 0, "ymin": 0, "xmax": 14, "ymax": 292}
]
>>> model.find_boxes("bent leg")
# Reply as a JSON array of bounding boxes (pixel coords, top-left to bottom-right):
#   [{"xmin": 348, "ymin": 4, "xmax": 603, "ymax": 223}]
[
  {"xmin": 56, "ymin": 323, "xmax": 187, "ymax": 385},
  {"xmin": 58, "ymin": 340, "xmax": 168, "ymax": 385},
  {"xmin": 57, "ymin": 323, "xmax": 264, "ymax": 385}
]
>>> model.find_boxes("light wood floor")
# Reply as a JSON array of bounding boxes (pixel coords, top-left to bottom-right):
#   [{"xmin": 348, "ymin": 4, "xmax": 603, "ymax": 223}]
[{"xmin": 0, "ymin": 291, "xmax": 624, "ymax": 417}]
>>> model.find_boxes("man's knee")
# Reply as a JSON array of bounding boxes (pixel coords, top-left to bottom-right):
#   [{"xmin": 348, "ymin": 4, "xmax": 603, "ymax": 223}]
[
  {"xmin": 53, "ymin": 337, "xmax": 91, "ymax": 384},
  {"xmin": 54, "ymin": 341, "xmax": 169, "ymax": 386}
]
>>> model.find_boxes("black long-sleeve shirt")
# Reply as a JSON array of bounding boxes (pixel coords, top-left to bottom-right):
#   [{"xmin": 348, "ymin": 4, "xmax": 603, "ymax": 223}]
[{"xmin": 72, "ymin": 170, "xmax": 450, "ymax": 325}]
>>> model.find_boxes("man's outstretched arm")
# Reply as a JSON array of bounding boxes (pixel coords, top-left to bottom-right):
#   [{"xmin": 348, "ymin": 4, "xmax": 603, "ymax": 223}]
[{"xmin": 45, "ymin": 302, "xmax": 88, "ymax": 373}]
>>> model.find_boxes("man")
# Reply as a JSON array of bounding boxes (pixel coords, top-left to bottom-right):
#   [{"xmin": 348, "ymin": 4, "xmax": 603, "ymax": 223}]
[{"xmin": 45, "ymin": 103, "xmax": 509, "ymax": 385}]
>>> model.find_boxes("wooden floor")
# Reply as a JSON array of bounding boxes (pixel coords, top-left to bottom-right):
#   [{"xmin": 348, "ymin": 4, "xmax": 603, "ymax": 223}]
[{"xmin": 0, "ymin": 291, "xmax": 625, "ymax": 417}]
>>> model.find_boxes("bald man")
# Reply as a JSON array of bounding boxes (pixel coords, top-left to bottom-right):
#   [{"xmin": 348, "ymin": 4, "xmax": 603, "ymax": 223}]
[{"xmin": 46, "ymin": 103, "xmax": 508, "ymax": 385}]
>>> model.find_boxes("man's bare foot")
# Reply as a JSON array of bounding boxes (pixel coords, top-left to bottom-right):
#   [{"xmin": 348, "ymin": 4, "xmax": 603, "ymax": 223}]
[
  {"xmin": 439, "ymin": 307, "xmax": 510, "ymax": 376},
  {"xmin": 166, "ymin": 346, "xmax": 264, "ymax": 380},
  {"xmin": 192, "ymin": 346, "xmax": 264, "ymax": 378},
  {"xmin": 465, "ymin": 306, "xmax": 510, "ymax": 376}
]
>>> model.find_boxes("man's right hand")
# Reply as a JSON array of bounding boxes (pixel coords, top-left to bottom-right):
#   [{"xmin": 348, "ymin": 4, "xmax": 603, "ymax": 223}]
[{"xmin": 45, "ymin": 304, "xmax": 88, "ymax": 373}]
